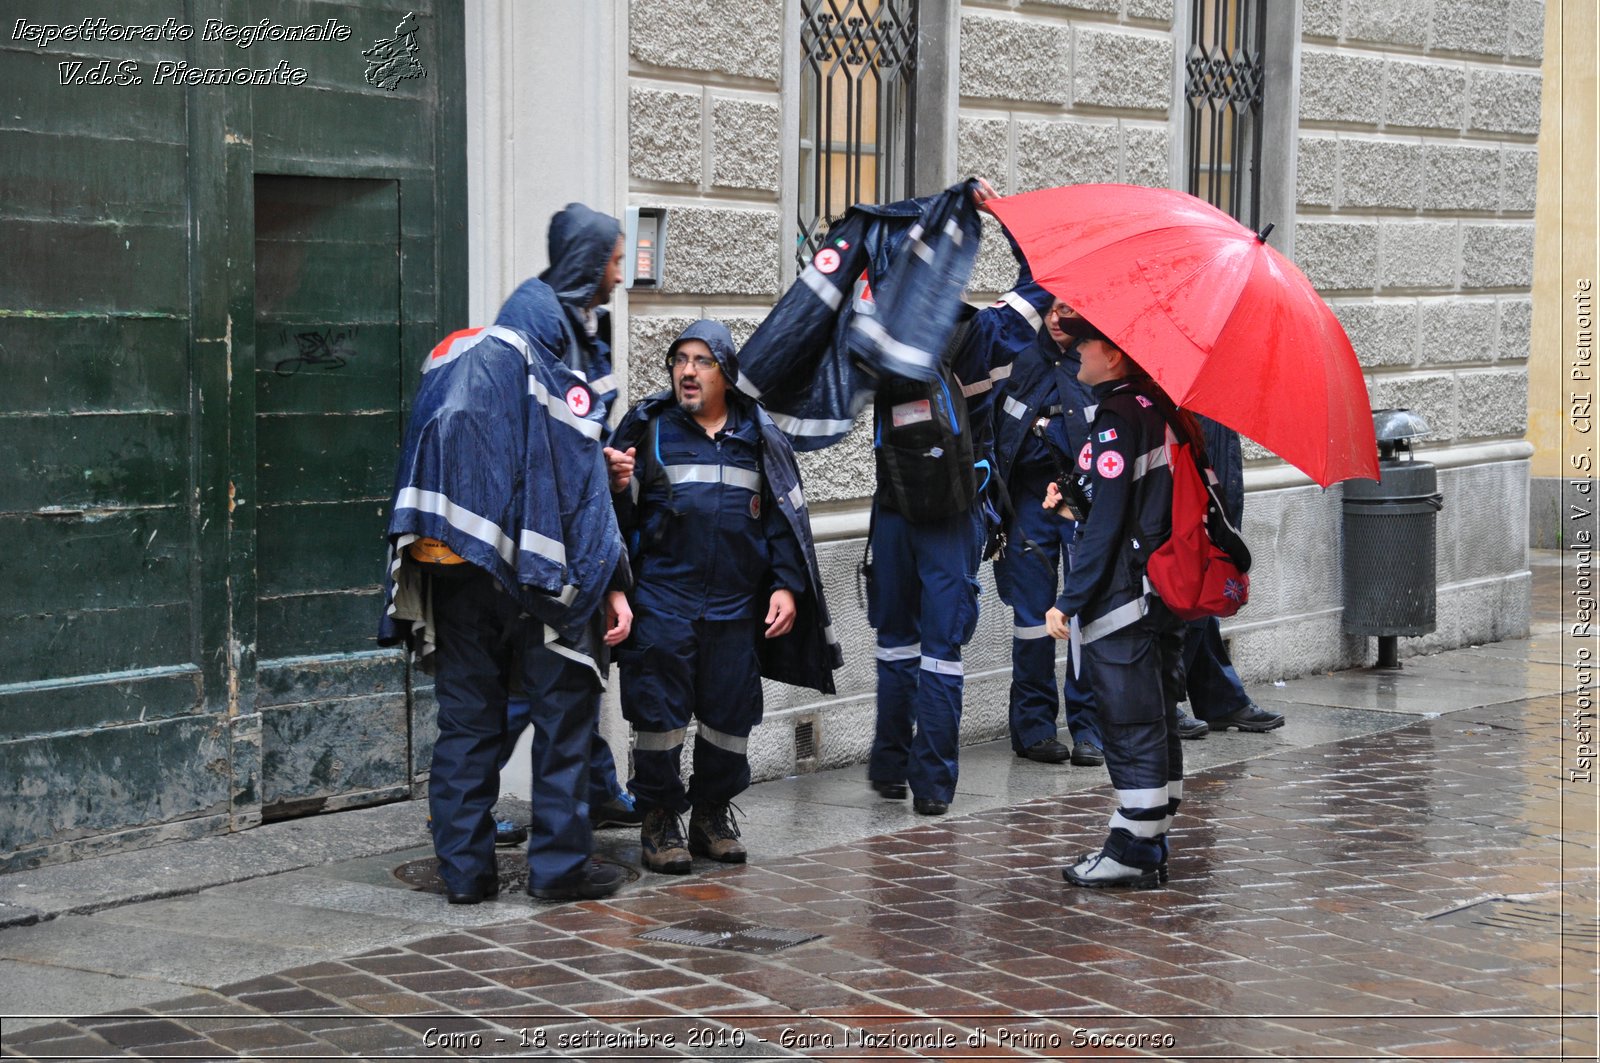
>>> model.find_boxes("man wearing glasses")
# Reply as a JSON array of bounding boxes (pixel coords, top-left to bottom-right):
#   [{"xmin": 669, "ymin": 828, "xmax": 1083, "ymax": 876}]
[{"xmin": 603, "ymin": 320, "xmax": 837, "ymax": 874}]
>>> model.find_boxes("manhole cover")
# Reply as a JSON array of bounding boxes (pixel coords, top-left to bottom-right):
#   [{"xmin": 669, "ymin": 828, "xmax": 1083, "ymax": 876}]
[
  {"xmin": 1427, "ymin": 897, "xmax": 1600, "ymax": 951},
  {"xmin": 637, "ymin": 915, "xmax": 822, "ymax": 953},
  {"xmin": 393, "ymin": 853, "xmax": 638, "ymax": 896}
]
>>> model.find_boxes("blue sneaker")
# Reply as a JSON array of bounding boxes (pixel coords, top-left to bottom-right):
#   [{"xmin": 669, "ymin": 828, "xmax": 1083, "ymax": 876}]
[
  {"xmin": 591, "ymin": 791, "xmax": 644, "ymax": 829},
  {"xmin": 494, "ymin": 816, "xmax": 528, "ymax": 847}
]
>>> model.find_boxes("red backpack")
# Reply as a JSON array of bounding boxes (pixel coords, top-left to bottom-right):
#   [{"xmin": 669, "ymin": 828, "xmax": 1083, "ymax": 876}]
[{"xmin": 1145, "ymin": 426, "xmax": 1251, "ymax": 621}]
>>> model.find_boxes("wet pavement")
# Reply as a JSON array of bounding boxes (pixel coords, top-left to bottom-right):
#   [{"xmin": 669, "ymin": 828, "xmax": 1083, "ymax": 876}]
[{"xmin": 1, "ymin": 551, "xmax": 1595, "ymax": 1061}]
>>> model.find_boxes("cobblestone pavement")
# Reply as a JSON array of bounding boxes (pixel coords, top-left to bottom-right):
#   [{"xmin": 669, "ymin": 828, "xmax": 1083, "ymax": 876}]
[
  {"xmin": 1, "ymin": 553, "xmax": 1595, "ymax": 1060},
  {"xmin": 3, "ymin": 695, "xmax": 1594, "ymax": 1060}
]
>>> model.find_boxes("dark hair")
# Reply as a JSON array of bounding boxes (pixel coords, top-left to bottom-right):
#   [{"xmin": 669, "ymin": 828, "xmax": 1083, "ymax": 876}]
[{"xmin": 1122, "ymin": 352, "xmax": 1204, "ymax": 453}]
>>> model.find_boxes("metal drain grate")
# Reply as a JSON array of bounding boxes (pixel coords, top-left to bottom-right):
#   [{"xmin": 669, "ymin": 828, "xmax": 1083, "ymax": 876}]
[
  {"xmin": 637, "ymin": 916, "xmax": 822, "ymax": 953},
  {"xmin": 1427, "ymin": 897, "xmax": 1600, "ymax": 952},
  {"xmin": 393, "ymin": 852, "xmax": 638, "ymax": 896}
]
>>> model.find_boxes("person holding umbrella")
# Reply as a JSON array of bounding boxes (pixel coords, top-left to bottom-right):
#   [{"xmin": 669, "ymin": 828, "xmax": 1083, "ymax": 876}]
[{"xmin": 1043, "ymin": 320, "xmax": 1195, "ymax": 889}]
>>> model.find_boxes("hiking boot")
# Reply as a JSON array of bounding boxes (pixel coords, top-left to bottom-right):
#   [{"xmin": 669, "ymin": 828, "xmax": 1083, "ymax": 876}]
[
  {"xmin": 591, "ymin": 791, "xmax": 644, "ymax": 830},
  {"xmin": 639, "ymin": 808, "xmax": 692, "ymax": 875},
  {"xmin": 688, "ymin": 802, "xmax": 747, "ymax": 864},
  {"xmin": 1174, "ymin": 711, "xmax": 1210, "ymax": 740},
  {"xmin": 870, "ymin": 780, "xmax": 907, "ymax": 800},
  {"xmin": 1061, "ymin": 851, "xmax": 1160, "ymax": 889}
]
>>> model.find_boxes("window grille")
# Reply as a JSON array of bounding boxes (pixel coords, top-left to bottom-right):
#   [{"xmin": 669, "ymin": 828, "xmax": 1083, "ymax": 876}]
[
  {"xmin": 1185, "ymin": 0, "xmax": 1266, "ymax": 227},
  {"xmin": 797, "ymin": 0, "xmax": 917, "ymax": 269}
]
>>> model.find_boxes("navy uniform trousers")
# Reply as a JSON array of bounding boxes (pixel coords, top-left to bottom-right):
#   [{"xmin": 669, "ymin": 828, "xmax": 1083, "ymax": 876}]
[
  {"xmin": 619, "ymin": 609, "xmax": 763, "ymax": 814},
  {"xmin": 867, "ymin": 506, "xmax": 982, "ymax": 804},
  {"xmin": 430, "ymin": 568, "xmax": 598, "ymax": 894},
  {"xmin": 1005, "ymin": 467, "xmax": 1102, "ymax": 753},
  {"xmin": 1079, "ymin": 603, "xmax": 1187, "ymax": 870}
]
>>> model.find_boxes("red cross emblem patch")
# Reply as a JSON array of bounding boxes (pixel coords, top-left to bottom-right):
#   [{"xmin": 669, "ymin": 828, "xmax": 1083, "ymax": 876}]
[
  {"xmin": 566, "ymin": 384, "xmax": 592, "ymax": 417},
  {"xmin": 814, "ymin": 248, "xmax": 841, "ymax": 274},
  {"xmin": 1077, "ymin": 442, "xmax": 1094, "ymax": 470},
  {"xmin": 1096, "ymin": 450, "xmax": 1126, "ymax": 479}
]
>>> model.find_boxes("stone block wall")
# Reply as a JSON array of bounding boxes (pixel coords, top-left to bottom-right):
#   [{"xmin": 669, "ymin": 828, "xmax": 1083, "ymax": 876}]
[
  {"xmin": 1268, "ymin": 0, "xmax": 1541, "ymax": 671},
  {"xmin": 957, "ymin": 0, "xmax": 1176, "ymax": 292},
  {"xmin": 609, "ymin": 0, "xmax": 1542, "ymax": 793}
]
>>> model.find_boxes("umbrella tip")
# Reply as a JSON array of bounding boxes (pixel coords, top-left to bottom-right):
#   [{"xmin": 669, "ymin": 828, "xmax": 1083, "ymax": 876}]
[{"xmin": 1256, "ymin": 222, "xmax": 1275, "ymax": 244}]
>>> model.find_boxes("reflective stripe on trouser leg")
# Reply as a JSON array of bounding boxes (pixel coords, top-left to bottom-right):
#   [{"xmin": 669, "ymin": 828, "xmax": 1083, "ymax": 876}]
[
  {"xmin": 868, "ymin": 507, "xmax": 923, "ymax": 787},
  {"xmin": 428, "ymin": 570, "xmax": 515, "ymax": 894},
  {"xmin": 520, "ymin": 641, "xmax": 601, "ymax": 889},
  {"xmin": 618, "ymin": 610, "xmax": 696, "ymax": 814},
  {"xmin": 1109, "ymin": 784, "xmax": 1170, "ymax": 838},
  {"xmin": 687, "ymin": 618, "xmax": 762, "ymax": 807},
  {"xmin": 1083, "ymin": 622, "xmax": 1184, "ymax": 871}
]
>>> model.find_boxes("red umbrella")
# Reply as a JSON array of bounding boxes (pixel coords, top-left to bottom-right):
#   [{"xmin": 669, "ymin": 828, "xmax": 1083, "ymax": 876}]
[{"xmin": 988, "ymin": 184, "xmax": 1379, "ymax": 487}]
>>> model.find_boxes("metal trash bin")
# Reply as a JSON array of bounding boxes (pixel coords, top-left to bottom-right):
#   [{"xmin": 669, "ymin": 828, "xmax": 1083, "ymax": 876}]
[{"xmin": 1342, "ymin": 409, "xmax": 1443, "ymax": 668}]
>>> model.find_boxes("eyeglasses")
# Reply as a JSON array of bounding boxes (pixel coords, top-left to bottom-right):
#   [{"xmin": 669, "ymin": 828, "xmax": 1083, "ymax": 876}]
[{"xmin": 668, "ymin": 353, "xmax": 719, "ymax": 370}]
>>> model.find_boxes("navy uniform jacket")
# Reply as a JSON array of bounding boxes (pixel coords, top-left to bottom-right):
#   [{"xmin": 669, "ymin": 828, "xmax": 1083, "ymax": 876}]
[
  {"xmin": 1055, "ymin": 379, "xmax": 1175, "ymax": 642},
  {"xmin": 990, "ymin": 334, "xmax": 1096, "ymax": 604},
  {"xmin": 608, "ymin": 393, "xmax": 851, "ymax": 694},
  {"xmin": 617, "ymin": 403, "xmax": 806, "ymax": 620}
]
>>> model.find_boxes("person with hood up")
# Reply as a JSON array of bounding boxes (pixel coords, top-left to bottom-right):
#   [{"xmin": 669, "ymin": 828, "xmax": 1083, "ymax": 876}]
[
  {"xmin": 605, "ymin": 320, "xmax": 841, "ymax": 874},
  {"xmin": 489, "ymin": 205, "xmax": 643, "ymax": 841},
  {"xmin": 379, "ymin": 281, "xmax": 632, "ymax": 904}
]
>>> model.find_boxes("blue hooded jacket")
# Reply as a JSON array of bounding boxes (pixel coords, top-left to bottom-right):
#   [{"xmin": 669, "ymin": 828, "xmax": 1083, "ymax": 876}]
[
  {"xmin": 494, "ymin": 203, "xmax": 622, "ymax": 417},
  {"xmin": 378, "ymin": 282, "xmax": 624, "ymax": 665},
  {"xmin": 610, "ymin": 321, "xmax": 843, "ymax": 694}
]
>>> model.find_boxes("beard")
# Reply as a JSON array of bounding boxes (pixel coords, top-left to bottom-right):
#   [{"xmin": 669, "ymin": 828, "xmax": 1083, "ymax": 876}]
[{"xmin": 675, "ymin": 382, "xmax": 704, "ymax": 414}]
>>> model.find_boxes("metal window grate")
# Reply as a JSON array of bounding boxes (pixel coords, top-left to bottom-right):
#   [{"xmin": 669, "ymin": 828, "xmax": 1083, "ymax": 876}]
[
  {"xmin": 1185, "ymin": 0, "xmax": 1266, "ymax": 228},
  {"xmin": 795, "ymin": 719, "xmax": 817, "ymax": 761},
  {"xmin": 797, "ymin": 0, "xmax": 917, "ymax": 269}
]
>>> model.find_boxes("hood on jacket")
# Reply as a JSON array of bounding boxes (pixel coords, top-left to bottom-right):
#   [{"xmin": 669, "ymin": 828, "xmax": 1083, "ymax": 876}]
[
  {"xmin": 491, "ymin": 276, "xmax": 571, "ymax": 355},
  {"xmin": 538, "ymin": 203, "xmax": 622, "ymax": 311},
  {"xmin": 667, "ymin": 318, "xmax": 741, "ymax": 389}
]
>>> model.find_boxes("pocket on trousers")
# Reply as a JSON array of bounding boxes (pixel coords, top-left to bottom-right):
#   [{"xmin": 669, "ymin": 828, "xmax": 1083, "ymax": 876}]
[{"xmin": 1084, "ymin": 635, "xmax": 1164, "ymax": 725}]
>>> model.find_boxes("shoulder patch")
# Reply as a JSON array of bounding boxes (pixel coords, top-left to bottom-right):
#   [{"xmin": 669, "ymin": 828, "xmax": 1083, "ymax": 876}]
[
  {"xmin": 814, "ymin": 248, "xmax": 841, "ymax": 274},
  {"xmin": 1077, "ymin": 442, "xmax": 1094, "ymax": 471},
  {"xmin": 1135, "ymin": 395, "xmax": 1153, "ymax": 408},
  {"xmin": 749, "ymin": 494, "xmax": 761, "ymax": 519},
  {"xmin": 1097, "ymin": 428, "xmax": 1118, "ymax": 443},
  {"xmin": 566, "ymin": 384, "xmax": 592, "ymax": 417},
  {"xmin": 1096, "ymin": 450, "xmax": 1126, "ymax": 479}
]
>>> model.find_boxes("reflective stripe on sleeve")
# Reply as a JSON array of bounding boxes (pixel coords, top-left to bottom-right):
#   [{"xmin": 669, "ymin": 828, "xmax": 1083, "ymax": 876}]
[
  {"xmin": 1000, "ymin": 290, "xmax": 1043, "ymax": 332},
  {"xmin": 800, "ymin": 265, "xmax": 845, "ymax": 310},
  {"xmin": 393, "ymin": 488, "xmax": 516, "ymax": 564}
]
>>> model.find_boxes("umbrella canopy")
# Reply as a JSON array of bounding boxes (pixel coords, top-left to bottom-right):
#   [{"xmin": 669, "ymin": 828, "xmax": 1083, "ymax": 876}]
[{"xmin": 989, "ymin": 184, "xmax": 1379, "ymax": 486}]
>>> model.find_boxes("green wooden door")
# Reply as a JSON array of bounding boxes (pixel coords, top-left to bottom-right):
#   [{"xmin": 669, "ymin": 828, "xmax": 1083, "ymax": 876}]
[
  {"xmin": 0, "ymin": 0, "xmax": 463, "ymax": 867},
  {"xmin": 253, "ymin": 176, "xmax": 410, "ymax": 817}
]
